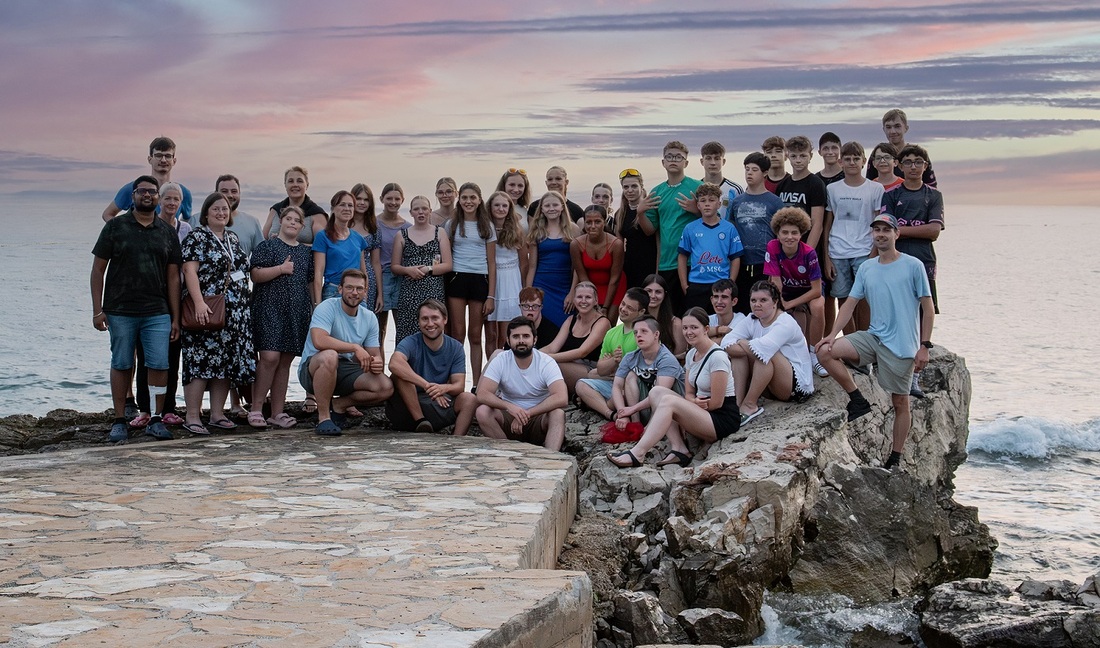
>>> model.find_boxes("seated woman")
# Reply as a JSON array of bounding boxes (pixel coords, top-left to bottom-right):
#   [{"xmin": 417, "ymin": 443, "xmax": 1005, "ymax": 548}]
[
  {"xmin": 641, "ymin": 273, "xmax": 686, "ymax": 360},
  {"xmin": 541, "ymin": 282, "xmax": 610, "ymax": 393},
  {"xmin": 608, "ymin": 307, "xmax": 739, "ymax": 468},
  {"xmin": 723, "ymin": 281, "xmax": 815, "ymax": 425}
]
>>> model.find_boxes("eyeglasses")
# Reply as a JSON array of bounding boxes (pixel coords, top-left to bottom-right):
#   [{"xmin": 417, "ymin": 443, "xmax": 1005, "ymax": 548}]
[
  {"xmin": 619, "ymin": 168, "xmax": 640, "ymax": 180},
  {"xmin": 900, "ymin": 159, "xmax": 926, "ymax": 168},
  {"xmin": 663, "ymin": 154, "xmax": 686, "ymax": 162},
  {"xmin": 150, "ymin": 153, "xmax": 174, "ymax": 160},
  {"xmin": 508, "ymin": 168, "xmax": 527, "ymax": 175},
  {"xmin": 872, "ymin": 155, "xmax": 894, "ymax": 162},
  {"xmin": 519, "ymin": 303, "xmax": 542, "ymax": 310},
  {"xmin": 133, "ymin": 188, "xmax": 158, "ymax": 196}
]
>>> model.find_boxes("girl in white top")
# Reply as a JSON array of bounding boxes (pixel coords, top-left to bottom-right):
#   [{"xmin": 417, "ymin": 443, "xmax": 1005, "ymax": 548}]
[
  {"xmin": 447, "ymin": 182, "xmax": 497, "ymax": 385},
  {"xmin": 486, "ymin": 191, "xmax": 528, "ymax": 353},
  {"xmin": 723, "ymin": 281, "xmax": 815, "ymax": 425},
  {"xmin": 608, "ymin": 307, "xmax": 740, "ymax": 469}
]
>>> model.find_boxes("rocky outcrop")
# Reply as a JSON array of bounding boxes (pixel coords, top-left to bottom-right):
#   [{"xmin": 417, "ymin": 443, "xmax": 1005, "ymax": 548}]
[
  {"xmin": 918, "ymin": 575, "xmax": 1100, "ymax": 647},
  {"xmin": 565, "ymin": 347, "xmax": 995, "ymax": 645}
]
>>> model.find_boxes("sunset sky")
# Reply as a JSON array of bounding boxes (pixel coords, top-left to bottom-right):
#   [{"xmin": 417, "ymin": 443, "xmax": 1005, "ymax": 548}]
[{"xmin": 3, "ymin": 0, "xmax": 1099, "ymax": 210}]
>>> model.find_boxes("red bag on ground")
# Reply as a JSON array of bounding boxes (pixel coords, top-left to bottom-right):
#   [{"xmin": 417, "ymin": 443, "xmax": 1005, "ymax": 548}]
[{"xmin": 600, "ymin": 421, "xmax": 644, "ymax": 444}]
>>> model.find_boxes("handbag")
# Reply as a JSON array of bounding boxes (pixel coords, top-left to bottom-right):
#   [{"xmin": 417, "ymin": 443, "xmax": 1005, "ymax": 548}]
[{"xmin": 181, "ymin": 231, "xmax": 233, "ymax": 331}]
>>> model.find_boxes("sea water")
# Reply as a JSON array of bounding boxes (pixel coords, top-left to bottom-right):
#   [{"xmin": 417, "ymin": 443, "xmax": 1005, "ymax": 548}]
[{"xmin": 2, "ymin": 198, "xmax": 1097, "ymax": 646}]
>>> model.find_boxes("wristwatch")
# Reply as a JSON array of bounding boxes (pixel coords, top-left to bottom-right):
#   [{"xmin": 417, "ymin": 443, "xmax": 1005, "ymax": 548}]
[
  {"xmin": 425, "ymin": 266, "xmax": 433, "ymax": 276},
  {"xmin": 921, "ymin": 340, "xmax": 934, "ymax": 349}
]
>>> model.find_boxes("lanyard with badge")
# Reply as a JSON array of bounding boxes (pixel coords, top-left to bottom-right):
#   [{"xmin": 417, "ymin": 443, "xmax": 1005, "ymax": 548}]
[{"xmin": 211, "ymin": 227, "xmax": 246, "ymax": 285}]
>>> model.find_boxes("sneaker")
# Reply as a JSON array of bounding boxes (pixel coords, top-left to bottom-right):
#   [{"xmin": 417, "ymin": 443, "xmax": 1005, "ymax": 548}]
[
  {"xmin": 145, "ymin": 420, "xmax": 173, "ymax": 440},
  {"xmin": 315, "ymin": 419, "xmax": 343, "ymax": 436},
  {"xmin": 108, "ymin": 422, "xmax": 128, "ymax": 443},
  {"xmin": 883, "ymin": 451, "xmax": 902, "ymax": 469},
  {"xmin": 846, "ymin": 396, "xmax": 872, "ymax": 421},
  {"xmin": 909, "ymin": 373, "xmax": 925, "ymax": 399},
  {"xmin": 810, "ymin": 351, "xmax": 829, "ymax": 377},
  {"xmin": 740, "ymin": 406, "xmax": 765, "ymax": 426}
]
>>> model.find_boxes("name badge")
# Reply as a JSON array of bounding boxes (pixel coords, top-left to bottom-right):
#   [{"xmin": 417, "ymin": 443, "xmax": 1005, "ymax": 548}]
[{"xmin": 231, "ymin": 270, "xmax": 246, "ymax": 283}]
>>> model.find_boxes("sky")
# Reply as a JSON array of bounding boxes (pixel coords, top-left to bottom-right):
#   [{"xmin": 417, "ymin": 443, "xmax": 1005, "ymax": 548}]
[{"xmin": 3, "ymin": 0, "xmax": 1099, "ymax": 211}]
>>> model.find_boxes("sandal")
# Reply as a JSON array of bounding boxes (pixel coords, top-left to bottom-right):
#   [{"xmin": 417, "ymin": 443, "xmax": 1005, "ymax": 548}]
[
  {"xmin": 302, "ymin": 395, "xmax": 318, "ymax": 414},
  {"xmin": 656, "ymin": 450, "xmax": 694, "ymax": 467},
  {"xmin": 266, "ymin": 413, "xmax": 297, "ymax": 429},
  {"xmin": 161, "ymin": 412, "xmax": 185, "ymax": 426},
  {"xmin": 247, "ymin": 411, "xmax": 268, "ymax": 428},
  {"xmin": 607, "ymin": 450, "xmax": 642, "ymax": 468},
  {"xmin": 128, "ymin": 413, "xmax": 150, "ymax": 429},
  {"xmin": 208, "ymin": 418, "xmax": 238, "ymax": 430},
  {"xmin": 182, "ymin": 422, "xmax": 210, "ymax": 435}
]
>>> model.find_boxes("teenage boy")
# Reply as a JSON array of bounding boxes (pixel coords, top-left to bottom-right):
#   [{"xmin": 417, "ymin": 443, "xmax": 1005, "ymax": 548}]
[
  {"xmin": 699, "ymin": 141, "xmax": 745, "ymax": 221},
  {"xmin": 528, "ymin": 166, "xmax": 586, "ymax": 223},
  {"xmin": 707, "ymin": 279, "xmax": 746, "ymax": 343},
  {"xmin": 299, "ymin": 269, "xmax": 394, "ymax": 436},
  {"xmin": 476, "ymin": 317, "xmax": 568, "ymax": 451},
  {"xmin": 815, "ymin": 214, "xmax": 934, "ymax": 470},
  {"xmin": 869, "ymin": 143, "xmax": 903, "ymax": 192},
  {"xmin": 729, "ymin": 152, "xmax": 785, "ymax": 313},
  {"xmin": 102, "ymin": 137, "xmax": 193, "ymax": 223},
  {"xmin": 387, "ymin": 299, "xmax": 477, "ymax": 435},
  {"xmin": 519, "ymin": 287, "xmax": 560, "ymax": 349},
  {"xmin": 764, "ymin": 207, "xmax": 827, "ymax": 376},
  {"xmin": 589, "ymin": 315, "xmax": 685, "ymax": 423},
  {"xmin": 91, "ymin": 175, "xmax": 182, "ymax": 443},
  {"xmin": 866, "ymin": 109, "xmax": 937, "ymax": 187},
  {"xmin": 575, "ymin": 288, "xmax": 649, "ymax": 416},
  {"xmin": 761, "ymin": 136, "xmax": 789, "ymax": 194},
  {"xmin": 881, "ymin": 144, "xmax": 944, "ymax": 397},
  {"xmin": 639, "ymin": 141, "xmax": 703, "ymax": 314},
  {"xmin": 776, "ymin": 136, "xmax": 827, "ymax": 250},
  {"xmin": 677, "ymin": 182, "xmax": 744, "ymax": 312},
  {"xmin": 823, "ymin": 142, "xmax": 885, "ymax": 334},
  {"xmin": 815, "ymin": 131, "xmax": 844, "ymax": 335}
]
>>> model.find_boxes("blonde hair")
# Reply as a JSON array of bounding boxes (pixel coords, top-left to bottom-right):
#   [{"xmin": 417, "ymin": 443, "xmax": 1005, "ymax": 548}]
[{"xmin": 528, "ymin": 191, "xmax": 575, "ymax": 245}]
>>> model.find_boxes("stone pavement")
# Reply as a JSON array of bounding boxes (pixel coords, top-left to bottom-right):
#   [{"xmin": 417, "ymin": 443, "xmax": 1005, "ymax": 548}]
[{"xmin": 0, "ymin": 431, "xmax": 591, "ymax": 647}]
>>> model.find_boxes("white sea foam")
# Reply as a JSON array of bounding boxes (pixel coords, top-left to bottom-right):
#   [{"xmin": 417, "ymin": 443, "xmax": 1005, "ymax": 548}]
[{"xmin": 968, "ymin": 416, "xmax": 1100, "ymax": 458}]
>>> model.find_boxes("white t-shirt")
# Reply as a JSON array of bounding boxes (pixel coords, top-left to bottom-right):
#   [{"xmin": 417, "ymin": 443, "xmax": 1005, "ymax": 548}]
[
  {"xmin": 482, "ymin": 348, "xmax": 563, "ymax": 410},
  {"xmin": 722, "ymin": 312, "xmax": 814, "ymax": 393},
  {"xmin": 709, "ymin": 312, "xmax": 747, "ymax": 330},
  {"xmin": 826, "ymin": 180, "xmax": 884, "ymax": 259},
  {"xmin": 684, "ymin": 345, "xmax": 736, "ymax": 399}
]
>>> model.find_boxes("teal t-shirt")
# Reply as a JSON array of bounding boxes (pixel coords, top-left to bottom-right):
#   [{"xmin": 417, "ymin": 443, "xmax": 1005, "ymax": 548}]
[
  {"xmin": 600, "ymin": 323, "xmax": 638, "ymax": 357},
  {"xmin": 646, "ymin": 177, "xmax": 703, "ymax": 271}
]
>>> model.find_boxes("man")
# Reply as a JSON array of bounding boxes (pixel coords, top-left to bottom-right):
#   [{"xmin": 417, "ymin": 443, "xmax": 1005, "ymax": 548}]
[
  {"xmin": 476, "ymin": 317, "xmax": 568, "ymax": 451},
  {"xmin": 707, "ymin": 279, "xmax": 746, "ymax": 342},
  {"xmin": 528, "ymin": 166, "xmax": 585, "ymax": 223},
  {"xmin": 815, "ymin": 214, "xmax": 934, "ymax": 470},
  {"xmin": 91, "ymin": 175, "xmax": 182, "ymax": 443},
  {"xmin": 591, "ymin": 315, "xmax": 684, "ymax": 424},
  {"xmin": 387, "ymin": 299, "xmax": 477, "ymax": 435},
  {"xmin": 299, "ymin": 269, "xmax": 394, "ymax": 436},
  {"xmin": 102, "ymin": 136, "xmax": 193, "ymax": 222},
  {"xmin": 217, "ymin": 174, "xmax": 264, "ymax": 257},
  {"xmin": 866, "ymin": 109, "xmax": 937, "ymax": 187}
]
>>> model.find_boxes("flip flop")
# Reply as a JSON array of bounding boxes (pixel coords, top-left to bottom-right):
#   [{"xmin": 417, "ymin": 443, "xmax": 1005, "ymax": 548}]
[
  {"xmin": 129, "ymin": 413, "xmax": 150, "ymax": 429},
  {"xmin": 182, "ymin": 422, "xmax": 210, "ymax": 435},
  {"xmin": 656, "ymin": 450, "xmax": 693, "ymax": 467},
  {"xmin": 607, "ymin": 450, "xmax": 642, "ymax": 468},
  {"xmin": 161, "ymin": 413, "xmax": 185, "ymax": 426},
  {"xmin": 208, "ymin": 418, "xmax": 238, "ymax": 430},
  {"xmin": 302, "ymin": 395, "xmax": 318, "ymax": 414}
]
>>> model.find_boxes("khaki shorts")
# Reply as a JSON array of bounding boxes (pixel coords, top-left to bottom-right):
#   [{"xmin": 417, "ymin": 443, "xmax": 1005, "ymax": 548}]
[
  {"xmin": 501, "ymin": 410, "xmax": 549, "ymax": 445},
  {"xmin": 843, "ymin": 331, "xmax": 914, "ymax": 395}
]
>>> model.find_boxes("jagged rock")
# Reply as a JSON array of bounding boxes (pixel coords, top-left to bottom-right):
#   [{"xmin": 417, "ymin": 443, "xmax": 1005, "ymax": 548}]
[
  {"xmin": 677, "ymin": 607, "xmax": 751, "ymax": 646},
  {"xmin": 918, "ymin": 578, "xmax": 1100, "ymax": 648},
  {"xmin": 1078, "ymin": 572, "xmax": 1100, "ymax": 608},
  {"xmin": 612, "ymin": 590, "xmax": 682, "ymax": 645},
  {"xmin": 850, "ymin": 625, "xmax": 917, "ymax": 646},
  {"xmin": 1018, "ymin": 579, "xmax": 1082, "ymax": 603}
]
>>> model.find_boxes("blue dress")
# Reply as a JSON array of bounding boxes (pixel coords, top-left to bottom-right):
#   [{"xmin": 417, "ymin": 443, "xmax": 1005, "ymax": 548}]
[{"xmin": 533, "ymin": 236, "xmax": 573, "ymax": 326}]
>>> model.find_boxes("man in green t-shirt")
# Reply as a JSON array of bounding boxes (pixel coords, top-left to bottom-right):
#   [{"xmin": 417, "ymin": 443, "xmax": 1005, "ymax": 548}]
[{"xmin": 575, "ymin": 288, "xmax": 649, "ymax": 416}]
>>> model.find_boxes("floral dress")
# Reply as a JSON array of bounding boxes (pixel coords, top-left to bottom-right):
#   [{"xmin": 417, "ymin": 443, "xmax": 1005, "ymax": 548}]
[
  {"xmin": 394, "ymin": 227, "xmax": 445, "ymax": 342},
  {"xmin": 181, "ymin": 227, "xmax": 255, "ymax": 385}
]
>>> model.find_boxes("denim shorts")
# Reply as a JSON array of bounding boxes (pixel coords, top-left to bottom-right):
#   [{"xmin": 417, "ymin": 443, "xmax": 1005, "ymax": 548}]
[
  {"xmin": 577, "ymin": 377, "xmax": 614, "ymax": 400},
  {"xmin": 107, "ymin": 313, "xmax": 170, "ymax": 371},
  {"xmin": 322, "ymin": 282, "xmax": 340, "ymax": 300},
  {"xmin": 381, "ymin": 268, "xmax": 401, "ymax": 311},
  {"xmin": 830, "ymin": 255, "xmax": 869, "ymax": 299}
]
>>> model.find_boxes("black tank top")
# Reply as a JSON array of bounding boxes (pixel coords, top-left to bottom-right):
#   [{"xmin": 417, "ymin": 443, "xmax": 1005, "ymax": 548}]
[{"xmin": 562, "ymin": 315, "xmax": 606, "ymax": 362}]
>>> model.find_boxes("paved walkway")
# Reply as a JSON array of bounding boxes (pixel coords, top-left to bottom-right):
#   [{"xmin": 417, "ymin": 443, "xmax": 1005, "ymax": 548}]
[{"xmin": 0, "ymin": 432, "xmax": 590, "ymax": 647}]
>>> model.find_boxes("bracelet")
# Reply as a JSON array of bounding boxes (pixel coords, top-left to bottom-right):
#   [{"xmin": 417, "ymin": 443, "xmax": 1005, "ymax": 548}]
[
  {"xmin": 93, "ymin": 312, "xmax": 104, "ymax": 318},
  {"xmin": 486, "ymin": 296, "xmax": 495, "ymax": 300}
]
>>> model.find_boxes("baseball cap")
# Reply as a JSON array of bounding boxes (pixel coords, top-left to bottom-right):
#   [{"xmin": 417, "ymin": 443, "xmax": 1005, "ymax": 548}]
[{"xmin": 870, "ymin": 214, "xmax": 898, "ymax": 229}]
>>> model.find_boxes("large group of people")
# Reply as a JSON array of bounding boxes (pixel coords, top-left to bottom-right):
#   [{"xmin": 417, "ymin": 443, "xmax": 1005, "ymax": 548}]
[{"xmin": 91, "ymin": 108, "xmax": 943, "ymax": 469}]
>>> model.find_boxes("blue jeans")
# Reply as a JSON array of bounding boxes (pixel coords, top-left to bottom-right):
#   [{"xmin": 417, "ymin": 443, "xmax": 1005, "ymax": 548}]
[{"xmin": 106, "ymin": 313, "xmax": 170, "ymax": 371}]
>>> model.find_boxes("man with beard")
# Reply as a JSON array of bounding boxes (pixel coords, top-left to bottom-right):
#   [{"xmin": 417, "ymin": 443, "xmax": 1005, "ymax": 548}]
[
  {"xmin": 475, "ymin": 317, "xmax": 568, "ymax": 451},
  {"xmin": 527, "ymin": 166, "xmax": 586, "ymax": 223},
  {"xmin": 298, "ymin": 269, "xmax": 394, "ymax": 436},
  {"xmin": 102, "ymin": 136, "xmax": 193, "ymax": 222},
  {"xmin": 387, "ymin": 299, "xmax": 477, "ymax": 435},
  {"xmin": 217, "ymin": 174, "xmax": 264, "ymax": 256},
  {"xmin": 91, "ymin": 175, "xmax": 182, "ymax": 443}
]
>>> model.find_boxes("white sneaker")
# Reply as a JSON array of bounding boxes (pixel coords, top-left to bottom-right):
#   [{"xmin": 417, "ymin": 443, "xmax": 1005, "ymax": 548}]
[{"xmin": 810, "ymin": 351, "xmax": 829, "ymax": 377}]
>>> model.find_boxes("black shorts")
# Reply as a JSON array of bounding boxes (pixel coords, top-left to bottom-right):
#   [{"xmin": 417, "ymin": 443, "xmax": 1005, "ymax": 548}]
[
  {"xmin": 710, "ymin": 398, "xmax": 741, "ymax": 440},
  {"xmin": 386, "ymin": 392, "xmax": 458, "ymax": 431},
  {"xmin": 298, "ymin": 356, "xmax": 364, "ymax": 397},
  {"xmin": 446, "ymin": 271, "xmax": 489, "ymax": 302},
  {"xmin": 684, "ymin": 283, "xmax": 715, "ymax": 314}
]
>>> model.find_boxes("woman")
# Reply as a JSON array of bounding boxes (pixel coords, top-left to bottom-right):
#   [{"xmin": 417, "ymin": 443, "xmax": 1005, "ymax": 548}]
[
  {"xmin": 392, "ymin": 195, "xmax": 452, "ymax": 343},
  {"xmin": 641, "ymin": 274, "xmax": 687, "ymax": 358},
  {"xmin": 313, "ymin": 191, "xmax": 369, "ymax": 305},
  {"xmin": 248, "ymin": 205, "xmax": 313, "ymax": 429},
  {"xmin": 181, "ymin": 192, "xmax": 256, "ymax": 435},
  {"xmin": 262, "ymin": 166, "xmax": 327, "ymax": 243},
  {"xmin": 526, "ymin": 190, "xmax": 579, "ymax": 327},
  {"xmin": 431, "ymin": 177, "xmax": 458, "ymax": 226},
  {"xmin": 541, "ymin": 282, "xmax": 610, "ymax": 393},
  {"xmin": 571, "ymin": 205, "xmax": 626, "ymax": 322},
  {"xmin": 446, "ymin": 182, "xmax": 496, "ymax": 384},
  {"xmin": 132, "ymin": 182, "xmax": 191, "ymax": 428},
  {"xmin": 725, "ymin": 281, "xmax": 815, "ymax": 424},
  {"xmin": 496, "ymin": 168, "xmax": 531, "ymax": 222},
  {"xmin": 614, "ymin": 169, "xmax": 659, "ymax": 289},
  {"xmin": 377, "ymin": 182, "xmax": 411, "ymax": 345},
  {"xmin": 591, "ymin": 182, "xmax": 615, "ymax": 232},
  {"xmin": 608, "ymin": 307, "xmax": 739, "ymax": 468},
  {"xmin": 486, "ymin": 191, "xmax": 528, "ymax": 353},
  {"xmin": 870, "ymin": 143, "xmax": 903, "ymax": 192},
  {"xmin": 350, "ymin": 182, "xmax": 384, "ymax": 313}
]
